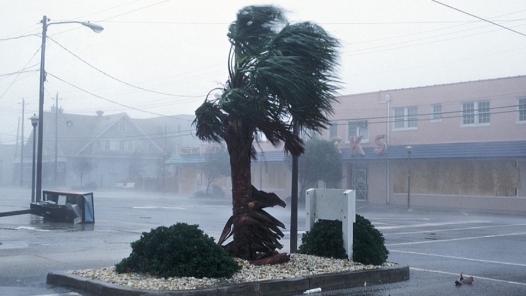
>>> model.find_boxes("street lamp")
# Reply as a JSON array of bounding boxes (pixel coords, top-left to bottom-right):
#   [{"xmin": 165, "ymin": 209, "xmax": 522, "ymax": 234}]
[
  {"xmin": 290, "ymin": 120, "xmax": 299, "ymax": 253},
  {"xmin": 30, "ymin": 115, "xmax": 38, "ymax": 203},
  {"xmin": 406, "ymin": 146, "xmax": 413, "ymax": 209},
  {"xmin": 35, "ymin": 16, "xmax": 103, "ymax": 201},
  {"xmin": 162, "ymin": 152, "xmax": 167, "ymax": 193}
]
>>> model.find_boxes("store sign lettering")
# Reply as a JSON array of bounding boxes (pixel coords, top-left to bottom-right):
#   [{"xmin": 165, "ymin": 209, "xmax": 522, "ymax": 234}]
[{"xmin": 349, "ymin": 134, "xmax": 387, "ymax": 156}]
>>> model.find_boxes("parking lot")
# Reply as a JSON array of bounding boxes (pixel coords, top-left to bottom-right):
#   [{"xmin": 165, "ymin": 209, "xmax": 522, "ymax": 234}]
[
  {"xmin": 325, "ymin": 204, "xmax": 526, "ymax": 295},
  {"xmin": 1, "ymin": 188, "xmax": 526, "ymax": 295}
]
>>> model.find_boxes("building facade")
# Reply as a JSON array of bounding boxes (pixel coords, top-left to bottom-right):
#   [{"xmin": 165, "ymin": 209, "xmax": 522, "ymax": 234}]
[
  {"xmin": 326, "ymin": 75, "xmax": 526, "ymax": 213},
  {"xmin": 171, "ymin": 75, "xmax": 526, "ymax": 213}
]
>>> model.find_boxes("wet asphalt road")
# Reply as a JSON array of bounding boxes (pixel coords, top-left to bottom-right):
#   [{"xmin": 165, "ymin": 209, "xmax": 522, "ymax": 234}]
[{"xmin": 1, "ymin": 187, "xmax": 526, "ymax": 296}]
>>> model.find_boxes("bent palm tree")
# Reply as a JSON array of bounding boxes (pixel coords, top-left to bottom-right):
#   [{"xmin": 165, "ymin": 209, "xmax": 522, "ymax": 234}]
[{"xmin": 193, "ymin": 5, "xmax": 340, "ymax": 261}]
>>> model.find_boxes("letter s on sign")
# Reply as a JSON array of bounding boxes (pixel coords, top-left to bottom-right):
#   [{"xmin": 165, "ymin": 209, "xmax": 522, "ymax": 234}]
[{"xmin": 373, "ymin": 134, "xmax": 387, "ymax": 154}]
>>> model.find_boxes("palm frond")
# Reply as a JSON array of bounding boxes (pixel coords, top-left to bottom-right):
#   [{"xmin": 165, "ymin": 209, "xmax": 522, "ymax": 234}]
[
  {"xmin": 227, "ymin": 6, "xmax": 286, "ymax": 59},
  {"xmin": 193, "ymin": 101, "xmax": 225, "ymax": 143}
]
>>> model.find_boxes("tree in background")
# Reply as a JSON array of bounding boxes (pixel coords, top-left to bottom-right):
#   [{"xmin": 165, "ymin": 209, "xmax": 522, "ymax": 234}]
[
  {"xmin": 193, "ymin": 5, "xmax": 340, "ymax": 262},
  {"xmin": 201, "ymin": 145, "xmax": 231, "ymax": 195},
  {"xmin": 71, "ymin": 157, "xmax": 96, "ymax": 188},
  {"xmin": 128, "ymin": 150, "xmax": 144, "ymax": 182},
  {"xmin": 298, "ymin": 138, "xmax": 342, "ymax": 197}
]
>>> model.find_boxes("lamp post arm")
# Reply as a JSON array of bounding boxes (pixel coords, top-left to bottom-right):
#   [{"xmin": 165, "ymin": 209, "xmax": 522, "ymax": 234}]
[{"xmin": 47, "ymin": 20, "xmax": 104, "ymax": 33}]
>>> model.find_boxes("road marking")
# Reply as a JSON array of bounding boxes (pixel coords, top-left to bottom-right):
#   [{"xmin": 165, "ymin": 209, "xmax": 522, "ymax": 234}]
[
  {"xmin": 383, "ymin": 223, "xmax": 526, "ymax": 236},
  {"xmin": 372, "ymin": 217, "xmax": 431, "ymax": 221},
  {"xmin": 386, "ymin": 231, "xmax": 526, "ymax": 246},
  {"xmin": 132, "ymin": 206, "xmax": 185, "ymax": 210},
  {"xmin": 34, "ymin": 293, "xmax": 82, "ymax": 296},
  {"xmin": 376, "ymin": 220, "xmax": 491, "ymax": 230},
  {"xmin": 15, "ymin": 226, "xmax": 50, "ymax": 232},
  {"xmin": 391, "ymin": 250, "xmax": 526, "ymax": 267},
  {"xmin": 411, "ymin": 267, "xmax": 526, "ymax": 286}
]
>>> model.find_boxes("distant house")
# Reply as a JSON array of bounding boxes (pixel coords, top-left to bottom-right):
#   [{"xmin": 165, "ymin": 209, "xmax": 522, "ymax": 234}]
[{"xmin": 15, "ymin": 109, "xmax": 200, "ymax": 191}]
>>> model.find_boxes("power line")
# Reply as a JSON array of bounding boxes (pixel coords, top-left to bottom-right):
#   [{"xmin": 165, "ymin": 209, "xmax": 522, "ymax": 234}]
[
  {"xmin": 47, "ymin": 36, "xmax": 204, "ymax": 98},
  {"xmin": 0, "ymin": 47, "xmax": 40, "ymax": 101},
  {"xmin": 96, "ymin": 0, "xmax": 170, "ymax": 23},
  {"xmin": 343, "ymin": 22, "xmax": 526, "ymax": 57},
  {"xmin": 334, "ymin": 88, "xmax": 526, "ymax": 114},
  {"xmin": 47, "ymin": 72, "xmax": 193, "ymax": 121},
  {"xmin": 0, "ymin": 34, "xmax": 38, "ymax": 42},
  {"xmin": 431, "ymin": 0, "xmax": 526, "ymax": 38},
  {"xmin": 46, "ymin": 0, "xmax": 171, "ymax": 36},
  {"xmin": 0, "ymin": 67, "xmax": 39, "ymax": 78},
  {"xmin": 331, "ymin": 104, "xmax": 523, "ymax": 126}
]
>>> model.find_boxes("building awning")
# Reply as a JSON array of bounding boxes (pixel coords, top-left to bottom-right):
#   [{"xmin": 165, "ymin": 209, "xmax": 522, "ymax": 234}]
[
  {"xmin": 165, "ymin": 153, "xmax": 203, "ymax": 165},
  {"xmin": 165, "ymin": 141, "xmax": 526, "ymax": 164},
  {"xmin": 341, "ymin": 140, "xmax": 526, "ymax": 161}
]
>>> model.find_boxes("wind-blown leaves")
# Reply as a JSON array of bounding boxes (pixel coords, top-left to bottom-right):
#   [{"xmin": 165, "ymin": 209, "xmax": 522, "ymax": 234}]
[{"xmin": 192, "ymin": 5, "xmax": 340, "ymax": 261}]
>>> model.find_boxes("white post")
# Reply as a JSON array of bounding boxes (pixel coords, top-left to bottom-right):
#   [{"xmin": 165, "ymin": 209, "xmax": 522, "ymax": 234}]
[
  {"xmin": 305, "ymin": 188, "xmax": 316, "ymax": 232},
  {"xmin": 305, "ymin": 188, "xmax": 356, "ymax": 260},
  {"xmin": 342, "ymin": 190, "xmax": 356, "ymax": 260}
]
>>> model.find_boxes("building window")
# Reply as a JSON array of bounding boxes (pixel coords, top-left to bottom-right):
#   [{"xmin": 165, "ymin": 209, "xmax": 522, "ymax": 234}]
[
  {"xmin": 394, "ymin": 106, "xmax": 417, "ymax": 129},
  {"xmin": 462, "ymin": 101, "xmax": 490, "ymax": 125},
  {"xmin": 109, "ymin": 140, "xmax": 119, "ymax": 151},
  {"xmin": 518, "ymin": 97, "xmax": 526, "ymax": 122},
  {"xmin": 118, "ymin": 120, "xmax": 126, "ymax": 132},
  {"xmin": 432, "ymin": 104, "xmax": 442, "ymax": 121},
  {"xmin": 329, "ymin": 121, "xmax": 338, "ymax": 139},
  {"xmin": 181, "ymin": 147, "xmax": 199, "ymax": 154},
  {"xmin": 348, "ymin": 120, "xmax": 368, "ymax": 142},
  {"xmin": 126, "ymin": 141, "xmax": 134, "ymax": 151}
]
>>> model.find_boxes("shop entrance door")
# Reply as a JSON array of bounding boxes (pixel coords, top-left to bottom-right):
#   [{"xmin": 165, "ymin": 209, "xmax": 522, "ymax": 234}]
[{"xmin": 350, "ymin": 163, "xmax": 368, "ymax": 200}]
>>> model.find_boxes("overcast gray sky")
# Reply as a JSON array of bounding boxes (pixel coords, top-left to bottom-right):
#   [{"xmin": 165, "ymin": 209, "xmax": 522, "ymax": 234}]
[{"xmin": 1, "ymin": 0, "xmax": 525, "ymax": 144}]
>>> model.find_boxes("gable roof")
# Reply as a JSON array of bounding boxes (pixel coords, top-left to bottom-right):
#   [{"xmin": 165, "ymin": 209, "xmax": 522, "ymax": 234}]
[
  {"xmin": 36, "ymin": 111, "xmax": 126, "ymax": 157},
  {"xmin": 132, "ymin": 114, "xmax": 199, "ymax": 153},
  {"xmin": 24, "ymin": 111, "xmax": 199, "ymax": 158}
]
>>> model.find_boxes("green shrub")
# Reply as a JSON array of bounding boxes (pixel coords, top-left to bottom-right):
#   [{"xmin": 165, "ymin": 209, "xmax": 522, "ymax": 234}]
[
  {"xmin": 298, "ymin": 215, "xmax": 389, "ymax": 265},
  {"xmin": 211, "ymin": 184, "xmax": 225, "ymax": 198},
  {"xmin": 191, "ymin": 190, "xmax": 211, "ymax": 198},
  {"xmin": 353, "ymin": 214, "xmax": 389, "ymax": 265},
  {"xmin": 115, "ymin": 223, "xmax": 240, "ymax": 278},
  {"xmin": 192, "ymin": 185, "xmax": 226, "ymax": 199},
  {"xmin": 298, "ymin": 220, "xmax": 347, "ymax": 259}
]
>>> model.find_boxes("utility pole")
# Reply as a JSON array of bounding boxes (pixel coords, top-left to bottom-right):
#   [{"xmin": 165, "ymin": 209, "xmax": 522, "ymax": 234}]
[
  {"xmin": 19, "ymin": 98, "xmax": 25, "ymax": 187},
  {"xmin": 290, "ymin": 120, "xmax": 299, "ymax": 253},
  {"xmin": 36, "ymin": 15, "xmax": 103, "ymax": 201},
  {"xmin": 55, "ymin": 93, "xmax": 58, "ymax": 187}
]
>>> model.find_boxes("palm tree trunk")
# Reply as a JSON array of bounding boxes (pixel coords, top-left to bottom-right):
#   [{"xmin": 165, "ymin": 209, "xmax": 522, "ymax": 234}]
[{"xmin": 227, "ymin": 133, "xmax": 254, "ymax": 259}]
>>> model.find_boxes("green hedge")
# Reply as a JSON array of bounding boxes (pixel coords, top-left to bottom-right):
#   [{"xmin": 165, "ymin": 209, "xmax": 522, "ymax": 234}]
[
  {"xmin": 299, "ymin": 214, "xmax": 389, "ymax": 265},
  {"xmin": 115, "ymin": 223, "xmax": 240, "ymax": 278}
]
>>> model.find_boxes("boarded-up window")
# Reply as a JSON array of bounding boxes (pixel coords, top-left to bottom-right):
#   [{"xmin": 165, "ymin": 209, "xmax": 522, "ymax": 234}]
[{"xmin": 394, "ymin": 159, "xmax": 519, "ymax": 197}]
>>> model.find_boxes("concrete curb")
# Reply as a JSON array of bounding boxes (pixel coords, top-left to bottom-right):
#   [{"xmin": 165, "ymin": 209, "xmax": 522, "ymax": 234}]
[{"xmin": 47, "ymin": 265, "xmax": 409, "ymax": 296}]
